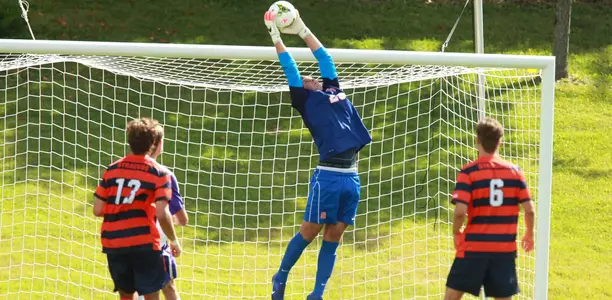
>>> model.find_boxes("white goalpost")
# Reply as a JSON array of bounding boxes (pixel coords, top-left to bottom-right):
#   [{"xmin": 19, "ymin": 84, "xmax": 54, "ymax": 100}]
[{"xmin": 0, "ymin": 39, "xmax": 554, "ymax": 300}]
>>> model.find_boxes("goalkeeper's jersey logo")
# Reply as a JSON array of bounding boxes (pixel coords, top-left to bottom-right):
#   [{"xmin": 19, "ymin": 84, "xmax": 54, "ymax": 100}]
[{"xmin": 328, "ymin": 92, "xmax": 346, "ymax": 103}]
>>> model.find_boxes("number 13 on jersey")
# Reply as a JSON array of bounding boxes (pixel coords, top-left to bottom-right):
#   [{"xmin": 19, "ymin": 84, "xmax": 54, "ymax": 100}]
[{"xmin": 114, "ymin": 178, "xmax": 142, "ymax": 205}]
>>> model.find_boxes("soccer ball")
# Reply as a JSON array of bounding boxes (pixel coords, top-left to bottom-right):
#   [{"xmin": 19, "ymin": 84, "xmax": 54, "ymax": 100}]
[{"xmin": 268, "ymin": 1, "xmax": 297, "ymax": 29}]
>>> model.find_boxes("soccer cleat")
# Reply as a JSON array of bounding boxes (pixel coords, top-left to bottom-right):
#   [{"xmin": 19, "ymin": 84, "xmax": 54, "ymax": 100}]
[
  {"xmin": 271, "ymin": 273, "xmax": 286, "ymax": 300},
  {"xmin": 306, "ymin": 294, "xmax": 323, "ymax": 300}
]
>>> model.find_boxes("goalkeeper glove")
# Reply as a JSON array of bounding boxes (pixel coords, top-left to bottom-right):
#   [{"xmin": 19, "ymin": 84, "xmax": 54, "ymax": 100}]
[
  {"xmin": 279, "ymin": 10, "xmax": 312, "ymax": 39},
  {"xmin": 264, "ymin": 10, "xmax": 282, "ymax": 44}
]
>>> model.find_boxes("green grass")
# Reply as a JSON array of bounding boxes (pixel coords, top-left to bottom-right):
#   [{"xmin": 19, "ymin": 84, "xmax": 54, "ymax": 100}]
[{"xmin": 1, "ymin": 0, "xmax": 611, "ymax": 299}]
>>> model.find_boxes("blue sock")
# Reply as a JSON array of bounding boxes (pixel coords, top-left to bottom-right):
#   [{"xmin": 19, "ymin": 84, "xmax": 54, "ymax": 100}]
[
  {"xmin": 312, "ymin": 241, "xmax": 339, "ymax": 297},
  {"xmin": 276, "ymin": 233, "xmax": 311, "ymax": 283}
]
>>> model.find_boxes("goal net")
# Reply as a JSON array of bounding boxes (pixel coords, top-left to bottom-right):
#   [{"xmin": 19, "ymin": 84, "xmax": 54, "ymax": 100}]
[{"xmin": 0, "ymin": 42, "xmax": 553, "ymax": 300}]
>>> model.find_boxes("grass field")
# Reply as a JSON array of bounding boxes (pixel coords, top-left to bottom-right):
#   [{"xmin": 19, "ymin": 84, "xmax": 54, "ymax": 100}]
[{"xmin": 1, "ymin": 0, "xmax": 612, "ymax": 299}]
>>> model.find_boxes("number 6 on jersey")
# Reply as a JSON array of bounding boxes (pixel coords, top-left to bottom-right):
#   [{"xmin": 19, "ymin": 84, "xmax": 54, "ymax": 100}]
[{"xmin": 489, "ymin": 179, "xmax": 504, "ymax": 207}]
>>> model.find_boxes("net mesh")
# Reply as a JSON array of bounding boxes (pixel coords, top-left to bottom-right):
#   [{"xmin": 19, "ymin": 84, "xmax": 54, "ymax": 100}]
[
  {"xmin": 0, "ymin": 53, "xmax": 542, "ymax": 300},
  {"xmin": 1, "ymin": 54, "xmax": 495, "ymax": 91}
]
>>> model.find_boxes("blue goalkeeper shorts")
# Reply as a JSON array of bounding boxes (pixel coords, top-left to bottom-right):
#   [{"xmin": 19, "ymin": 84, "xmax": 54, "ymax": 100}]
[{"xmin": 303, "ymin": 167, "xmax": 361, "ymax": 225}]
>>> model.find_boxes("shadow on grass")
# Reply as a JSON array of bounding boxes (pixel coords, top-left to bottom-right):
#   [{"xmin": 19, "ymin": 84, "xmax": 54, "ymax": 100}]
[
  {"xmin": 553, "ymin": 155, "xmax": 611, "ymax": 181},
  {"xmin": 587, "ymin": 46, "xmax": 612, "ymax": 104}
]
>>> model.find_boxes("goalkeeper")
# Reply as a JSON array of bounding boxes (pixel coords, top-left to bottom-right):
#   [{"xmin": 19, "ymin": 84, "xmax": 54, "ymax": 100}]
[{"xmin": 264, "ymin": 9, "xmax": 372, "ymax": 300}]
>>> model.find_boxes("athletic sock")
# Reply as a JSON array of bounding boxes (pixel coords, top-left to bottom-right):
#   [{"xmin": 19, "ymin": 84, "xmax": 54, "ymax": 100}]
[
  {"xmin": 275, "ymin": 232, "xmax": 311, "ymax": 283},
  {"xmin": 311, "ymin": 240, "xmax": 339, "ymax": 297}
]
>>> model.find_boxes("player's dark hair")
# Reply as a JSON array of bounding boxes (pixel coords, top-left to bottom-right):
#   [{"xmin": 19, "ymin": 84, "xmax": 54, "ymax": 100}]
[
  {"xmin": 476, "ymin": 117, "xmax": 504, "ymax": 153},
  {"xmin": 126, "ymin": 117, "xmax": 164, "ymax": 155}
]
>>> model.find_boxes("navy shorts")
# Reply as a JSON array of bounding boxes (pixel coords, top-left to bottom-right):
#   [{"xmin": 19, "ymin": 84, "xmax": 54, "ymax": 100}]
[
  {"xmin": 446, "ymin": 257, "xmax": 519, "ymax": 298},
  {"xmin": 304, "ymin": 168, "xmax": 361, "ymax": 225},
  {"xmin": 106, "ymin": 250, "xmax": 166, "ymax": 295}
]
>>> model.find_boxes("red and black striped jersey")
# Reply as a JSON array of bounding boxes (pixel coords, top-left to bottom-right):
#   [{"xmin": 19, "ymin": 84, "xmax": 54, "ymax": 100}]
[
  {"xmin": 94, "ymin": 154, "xmax": 172, "ymax": 254},
  {"xmin": 451, "ymin": 155, "xmax": 532, "ymax": 259}
]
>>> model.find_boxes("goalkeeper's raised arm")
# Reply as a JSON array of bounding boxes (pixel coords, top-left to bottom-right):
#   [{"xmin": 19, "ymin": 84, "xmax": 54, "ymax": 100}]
[
  {"xmin": 278, "ymin": 10, "xmax": 339, "ymax": 89},
  {"xmin": 264, "ymin": 10, "xmax": 339, "ymax": 105},
  {"xmin": 264, "ymin": 10, "xmax": 309, "ymax": 111}
]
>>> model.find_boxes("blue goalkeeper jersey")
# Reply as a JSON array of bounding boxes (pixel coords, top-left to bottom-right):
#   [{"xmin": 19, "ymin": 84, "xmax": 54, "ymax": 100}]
[{"xmin": 278, "ymin": 48, "xmax": 372, "ymax": 165}]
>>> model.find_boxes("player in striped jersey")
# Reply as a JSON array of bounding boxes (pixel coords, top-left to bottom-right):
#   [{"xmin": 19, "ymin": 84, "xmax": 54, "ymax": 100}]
[
  {"xmin": 445, "ymin": 117, "xmax": 535, "ymax": 300},
  {"xmin": 93, "ymin": 118, "xmax": 182, "ymax": 300}
]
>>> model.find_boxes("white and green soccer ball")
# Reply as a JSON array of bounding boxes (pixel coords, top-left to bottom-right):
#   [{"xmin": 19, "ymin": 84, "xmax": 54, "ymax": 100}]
[{"xmin": 268, "ymin": 1, "xmax": 297, "ymax": 29}]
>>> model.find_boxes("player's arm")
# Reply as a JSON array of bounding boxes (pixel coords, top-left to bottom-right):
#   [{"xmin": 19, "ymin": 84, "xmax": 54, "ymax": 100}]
[
  {"xmin": 92, "ymin": 175, "xmax": 107, "ymax": 217},
  {"xmin": 518, "ymin": 171, "xmax": 535, "ymax": 252},
  {"xmin": 305, "ymin": 36, "xmax": 339, "ymax": 89},
  {"xmin": 155, "ymin": 173, "xmax": 181, "ymax": 256},
  {"xmin": 264, "ymin": 10, "xmax": 308, "ymax": 112},
  {"xmin": 157, "ymin": 200, "xmax": 177, "ymax": 242},
  {"xmin": 93, "ymin": 198, "xmax": 105, "ymax": 217},
  {"xmin": 452, "ymin": 203, "xmax": 468, "ymax": 235},
  {"xmin": 451, "ymin": 170, "xmax": 472, "ymax": 247},
  {"xmin": 174, "ymin": 209, "xmax": 188, "ymax": 226},
  {"xmin": 168, "ymin": 173, "xmax": 188, "ymax": 226},
  {"xmin": 281, "ymin": 11, "xmax": 340, "ymax": 89},
  {"xmin": 521, "ymin": 200, "xmax": 535, "ymax": 240}
]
